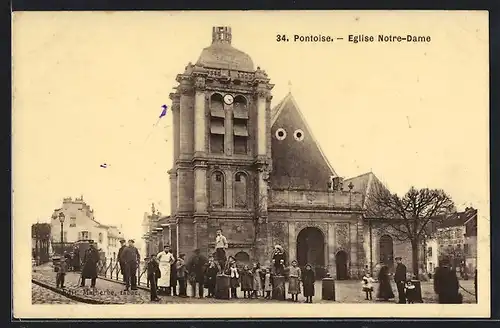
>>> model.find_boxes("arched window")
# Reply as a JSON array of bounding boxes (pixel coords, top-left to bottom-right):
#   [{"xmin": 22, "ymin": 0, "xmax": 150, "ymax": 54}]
[
  {"xmin": 234, "ymin": 172, "xmax": 248, "ymax": 207},
  {"xmin": 379, "ymin": 235, "xmax": 394, "ymax": 268},
  {"xmin": 98, "ymin": 233, "xmax": 103, "ymax": 243},
  {"xmin": 233, "ymin": 95, "xmax": 249, "ymax": 154},
  {"xmin": 210, "ymin": 171, "xmax": 225, "ymax": 207},
  {"xmin": 210, "ymin": 93, "xmax": 225, "ymax": 154}
]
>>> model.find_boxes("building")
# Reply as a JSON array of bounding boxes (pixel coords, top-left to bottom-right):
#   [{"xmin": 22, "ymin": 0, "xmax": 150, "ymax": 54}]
[
  {"xmin": 32, "ymin": 222, "xmax": 51, "ymax": 264},
  {"xmin": 435, "ymin": 207, "xmax": 477, "ymax": 276},
  {"xmin": 50, "ymin": 196, "xmax": 125, "ymax": 261},
  {"xmin": 142, "ymin": 26, "xmax": 473, "ymax": 280}
]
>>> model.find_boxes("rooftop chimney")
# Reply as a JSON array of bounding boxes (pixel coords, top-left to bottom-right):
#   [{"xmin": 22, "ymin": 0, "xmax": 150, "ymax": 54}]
[{"xmin": 212, "ymin": 26, "xmax": 232, "ymax": 45}]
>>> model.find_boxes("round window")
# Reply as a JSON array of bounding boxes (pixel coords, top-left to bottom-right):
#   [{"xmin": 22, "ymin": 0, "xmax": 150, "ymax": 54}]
[
  {"xmin": 275, "ymin": 128, "xmax": 287, "ymax": 140},
  {"xmin": 294, "ymin": 129, "xmax": 304, "ymax": 141}
]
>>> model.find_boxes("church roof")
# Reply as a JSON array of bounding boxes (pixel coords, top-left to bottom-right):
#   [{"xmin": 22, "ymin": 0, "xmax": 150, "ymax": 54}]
[
  {"xmin": 270, "ymin": 93, "xmax": 337, "ymax": 191},
  {"xmin": 344, "ymin": 172, "xmax": 388, "ymax": 210},
  {"xmin": 196, "ymin": 27, "xmax": 254, "ymax": 72}
]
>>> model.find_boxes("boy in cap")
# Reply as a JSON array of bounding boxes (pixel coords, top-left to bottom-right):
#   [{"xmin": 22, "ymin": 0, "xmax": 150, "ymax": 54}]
[{"xmin": 141, "ymin": 254, "xmax": 161, "ymax": 302}]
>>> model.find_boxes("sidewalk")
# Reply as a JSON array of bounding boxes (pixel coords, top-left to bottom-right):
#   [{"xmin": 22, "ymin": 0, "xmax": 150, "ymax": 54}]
[{"xmin": 31, "ymin": 264, "xmax": 476, "ymax": 304}]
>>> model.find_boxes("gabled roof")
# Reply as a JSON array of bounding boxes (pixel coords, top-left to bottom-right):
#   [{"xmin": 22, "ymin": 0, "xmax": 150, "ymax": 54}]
[
  {"xmin": 270, "ymin": 93, "xmax": 337, "ymax": 191},
  {"xmin": 438, "ymin": 208, "xmax": 478, "ymax": 229},
  {"xmin": 343, "ymin": 172, "xmax": 387, "ymax": 210}
]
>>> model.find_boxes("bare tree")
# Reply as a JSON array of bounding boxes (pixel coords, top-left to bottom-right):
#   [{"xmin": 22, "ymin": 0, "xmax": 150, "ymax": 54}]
[{"xmin": 367, "ymin": 183, "xmax": 455, "ymax": 276}]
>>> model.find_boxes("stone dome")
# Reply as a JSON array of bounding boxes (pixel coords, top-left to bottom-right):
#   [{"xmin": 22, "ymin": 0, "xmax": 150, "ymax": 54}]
[{"xmin": 196, "ymin": 27, "xmax": 255, "ymax": 72}]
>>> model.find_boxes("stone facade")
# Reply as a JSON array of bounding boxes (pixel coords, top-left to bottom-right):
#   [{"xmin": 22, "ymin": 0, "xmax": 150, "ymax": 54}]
[{"xmin": 142, "ymin": 26, "xmax": 440, "ymax": 280}]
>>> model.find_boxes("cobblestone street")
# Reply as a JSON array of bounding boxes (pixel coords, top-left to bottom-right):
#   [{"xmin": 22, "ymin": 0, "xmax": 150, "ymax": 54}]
[
  {"xmin": 32, "ymin": 283, "xmax": 81, "ymax": 304},
  {"xmin": 32, "ymin": 264, "xmax": 476, "ymax": 305}
]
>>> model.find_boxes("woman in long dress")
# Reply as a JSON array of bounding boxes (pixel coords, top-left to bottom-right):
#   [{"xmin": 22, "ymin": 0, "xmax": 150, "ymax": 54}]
[
  {"xmin": 376, "ymin": 265, "xmax": 395, "ymax": 301},
  {"xmin": 156, "ymin": 246, "xmax": 175, "ymax": 295}
]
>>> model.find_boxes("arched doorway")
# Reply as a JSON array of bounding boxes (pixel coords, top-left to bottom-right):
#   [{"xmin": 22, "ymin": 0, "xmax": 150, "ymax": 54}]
[
  {"xmin": 335, "ymin": 250, "xmax": 348, "ymax": 280},
  {"xmin": 297, "ymin": 227, "xmax": 325, "ymax": 276},
  {"xmin": 234, "ymin": 251, "xmax": 250, "ymax": 264},
  {"xmin": 379, "ymin": 235, "xmax": 394, "ymax": 269}
]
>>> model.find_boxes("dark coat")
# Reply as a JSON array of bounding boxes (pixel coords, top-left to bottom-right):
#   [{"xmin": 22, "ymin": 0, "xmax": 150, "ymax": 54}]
[
  {"xmin": 122, "ymin": 246, "xmax": 140, "ymax": 264},
  {"xmin": 272, "ymin": 251, "xmax": 286, "ymax": 275},
  {"xmin": 170, "ymin": 259, "xmax": 178, "ymax": 281},
  {"xmin": 117, "ymin": 245, "xmax": 126, "ymax": 272},
  {"xmin": 241, "ymin": 269, "xmax": 253, "ymax": 291},
  {"xmin": 302, "ymin": 269, "xmax": 315, "ymax": 297},
  {"xmin": 204, "ymin": 265, "xmax": 218, "ymax": 288},
  {"xmin": 146, "ymin": 258, "xmax": 160, "ymax": 278},
  {"xmin": 187, "ymin": 253, "xmax": 208, "ymax": 282},
  {"xmin": 377, "ymin": 265, "xmax": 395, "ymax": 300},
  {"xmin": 434, "ymin": 266, "xmax": 460, "ymax": 303},
  {"xmin": 176, "ymin": 258, "xmax": 187, "ymax": 279},
  {"xmin": 394, "ymin": 263, "xmax": 407, "ymax": 283},
  {"xmin": 81, "ymin": 247, "xmax": 100, "ymax": 279}
]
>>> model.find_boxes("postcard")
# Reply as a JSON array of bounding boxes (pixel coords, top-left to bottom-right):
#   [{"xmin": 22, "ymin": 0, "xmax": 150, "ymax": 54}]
[{"xmin": 12, "ymin": 10, "xmax": 490, "ymax": 318}]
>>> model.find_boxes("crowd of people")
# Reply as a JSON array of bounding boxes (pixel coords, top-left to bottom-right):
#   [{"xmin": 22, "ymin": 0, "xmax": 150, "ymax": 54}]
[
  {"xmin": 52, "ymin": 229, "xmax": 477, "ymax": 304},
  {"xmin": 141, "ymin": 244, "xmax": 317, "ymax": 303},
  {"xmin": 368, "ymin": 256, "xmax": 471, "ymax": 304}
]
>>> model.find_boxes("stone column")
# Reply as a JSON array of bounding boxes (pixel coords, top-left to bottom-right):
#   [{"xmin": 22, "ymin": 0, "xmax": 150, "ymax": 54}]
[
  {"xmin": 193, "ymin": 160, "xmax": 208, "ymax": 250},
  {"xmin": 224, "ymin": 103, "xmax": 233, "ymax": 156},
  {"xmin": 288, "ymin": 221, "xmax": 296, "ymax": 262},
  {"xmin": 256, "ymin": 88, "xmax": 267, "ymax": 156},
  {"xmin": 169, "ymin": 170, "xmax": 178, "ymax": 216},
  {"xmin": 193, "ymin": 77, "xmax": 206, "ymax": 157},
  {"xmin": 169, "ymin": 92, "xmax": 181, "ymax": 161},
  {"xmin": 194, "ymin": 161, "xmax": 208, "ymax": 214},
  {"xmin": 349, "ymin": 223, "xmax": 358, "ymax": 278},
  {"xmin": 328, "ymin": 223, "xmax": 336, "ymax": 277},
  {"xmin": 178, "ymin": 77, "xmax": 194, "ymax": 159}
]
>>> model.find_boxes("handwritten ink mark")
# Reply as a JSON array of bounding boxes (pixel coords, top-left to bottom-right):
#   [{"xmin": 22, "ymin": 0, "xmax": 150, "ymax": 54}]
[{"xmin": 100, "ymin": 163, "xmax": 108, "ymax": 168}]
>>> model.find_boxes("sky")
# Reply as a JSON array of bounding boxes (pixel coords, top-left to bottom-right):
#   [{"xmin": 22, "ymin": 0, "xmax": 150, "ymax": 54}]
[{"xmin": 12, "ymin": 11, "xmax": 489, "ymax": 249}]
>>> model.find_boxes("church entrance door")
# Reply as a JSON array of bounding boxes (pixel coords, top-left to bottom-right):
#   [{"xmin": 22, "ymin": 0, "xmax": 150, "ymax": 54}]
[
  {"xmin": 296, "ymin": 227, "xmax": 325, "ymax": 277},
  {"xmin": 335, "ymin": 250, "xmax": 348, "ymax": 280}
]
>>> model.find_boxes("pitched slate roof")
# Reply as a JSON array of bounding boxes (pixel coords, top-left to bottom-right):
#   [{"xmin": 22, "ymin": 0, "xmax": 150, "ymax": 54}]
[
  {"xmin": 269, "ymin": 93, "xmax": 337, "ymax": 191},
  {"xmin": 437, "ymin": 208, "xmax": 478, "ymax": 229},
  {"xmin": 343, "ymin": 172, "xmax": 388, "ymax": 210}
]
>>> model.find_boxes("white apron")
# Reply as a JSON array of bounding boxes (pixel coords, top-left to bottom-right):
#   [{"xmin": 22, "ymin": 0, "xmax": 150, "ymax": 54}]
[{"xmin": 157, "ymin": 251, "xmax": 174, "ymax": 288}]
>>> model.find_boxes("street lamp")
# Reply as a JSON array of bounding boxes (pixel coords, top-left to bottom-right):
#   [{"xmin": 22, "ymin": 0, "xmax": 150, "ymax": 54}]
[{"xmin": 58, "ymin": 212, "xmax": 65, "ymax": 255}]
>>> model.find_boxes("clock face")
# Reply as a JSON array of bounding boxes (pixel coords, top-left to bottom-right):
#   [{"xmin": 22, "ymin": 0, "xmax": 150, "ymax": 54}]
[{"xmin": 223, "ymin": 94, "xmax": 234, "ymax": 105}]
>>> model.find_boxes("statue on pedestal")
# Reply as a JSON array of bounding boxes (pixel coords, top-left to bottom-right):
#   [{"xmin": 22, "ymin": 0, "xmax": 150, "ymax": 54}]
[{"xmin": 271, "ymin": 245, "xmax": 286, "ymax": 276}]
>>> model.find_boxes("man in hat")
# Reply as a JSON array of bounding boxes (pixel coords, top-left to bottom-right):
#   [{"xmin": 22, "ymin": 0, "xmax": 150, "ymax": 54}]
[
  {"xmin": 123, "ymin": 239, "xmax": 140, "ymax": 291},
  {"xmin": 80, "ymin": 242, "xmax": 100, "ymax": 288},
  {"xmin": 187, "ymin": 248, "xmax": 208, "ymax": 298},
  {"xmin": 394, "ymin": 256, "xmax": 407, "ymax": 304},
  {"xmin": 117, "ymin": 239, "xmax": 127, "ymax": 283}
]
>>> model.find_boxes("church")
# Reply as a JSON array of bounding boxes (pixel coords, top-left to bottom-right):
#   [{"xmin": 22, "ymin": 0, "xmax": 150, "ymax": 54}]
[{"xmin": 143, "ymin": 26, "xmax": 423, "ymax": 280}]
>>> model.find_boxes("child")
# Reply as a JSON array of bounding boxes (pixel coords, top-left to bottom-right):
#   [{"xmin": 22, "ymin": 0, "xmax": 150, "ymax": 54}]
[
  {"xmin": 56, "ymin": 258, "xmax": 68, "ymax": 288},
  {"xmin": 405, "ymin": 280, "xmax": 417, "ymax": 304},
  {"xmin": 287, "ymin": 260, "xmax": 301, "ymax": 302},
  {"xmin": 229, "ymin": 261, "xmax": 240, "ymax": 299},
  {"xmin": 141, "ymin": 254, "xmax": 161, "ymax": 302},
  {"xmin": 263, "ymin": 268, "xmax": 273, "ymax": 299},
  {"xmin": 252, "ymin": 262, "xmax": 263, "ymax": 298},
  {"xmin": 240, "ymin": 264, "xmax": 253, "ymax": 299},
  {"xmin": 362, "ymin": 272, "xmax": 375, "ymax": 300},
  {"xmin": 301, "ymin": 263, "xmax": 315, "ymax": 303},
  {"xmin": 176, "ymin": 253, "xmax": 188, "ymax": 297},
  {"xmin": 205, "ymin": 258, "xmax": 218, "ymax": 298}
]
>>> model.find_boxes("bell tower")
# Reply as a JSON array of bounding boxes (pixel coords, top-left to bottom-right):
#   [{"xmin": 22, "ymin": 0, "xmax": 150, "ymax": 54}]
[{"xmin": 168, "ymin": 26, "xmax": 274, "ymax": 260}]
